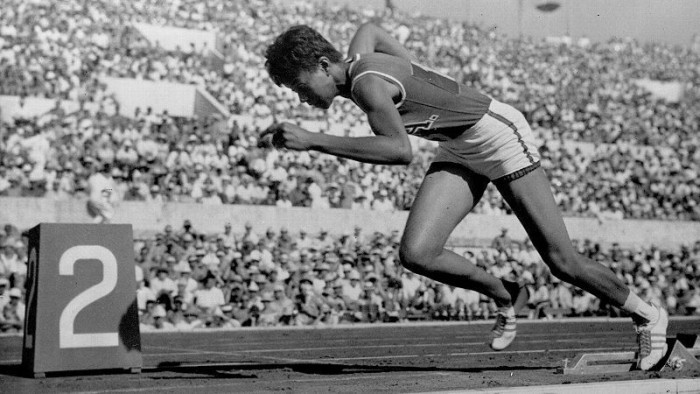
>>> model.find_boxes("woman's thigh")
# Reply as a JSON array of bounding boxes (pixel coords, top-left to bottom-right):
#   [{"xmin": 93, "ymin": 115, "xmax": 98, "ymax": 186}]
[
  {"xmin": 494, "ymin": 167, "xmax": 576, "ymax": 263},
  {"xmin": 401, "ymin": 162, "xmax": 490, "ymax": 257}
]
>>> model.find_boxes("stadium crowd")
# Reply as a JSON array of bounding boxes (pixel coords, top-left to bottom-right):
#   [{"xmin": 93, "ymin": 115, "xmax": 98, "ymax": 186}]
[
  {"xmin": 0, "ymin": 0, "xmax": 699, "ymax": 221},
  {"xmin": 1, "ymin": 220, "xmax": 699, "ymax": 332}
]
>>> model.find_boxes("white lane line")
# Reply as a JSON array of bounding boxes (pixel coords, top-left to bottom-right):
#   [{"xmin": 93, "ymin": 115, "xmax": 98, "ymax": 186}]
[
  {"xmin": 143, "ymin": 345, "xmax": 623, "ymax": 364},
  {"xmin": 455, "ymin": 331, "xmax": 628, "ymax": 340},
  {"xmin": 149, "ymin": 337, "xmax": 628, "ymax": 354},
  {"xmin": 308, "ymin": 346, "xmax": 627, "ymax": 362},
  {"xmin": 173, "ymin": 330, "xmax": 630, "ymax": 348},
  {"xmin": 450, "ymin": 346, "xmax": 625, "ymax": 356},
  {"xmin": 198, "ymin": 342, "xmax": 487, "ymax": 353}
]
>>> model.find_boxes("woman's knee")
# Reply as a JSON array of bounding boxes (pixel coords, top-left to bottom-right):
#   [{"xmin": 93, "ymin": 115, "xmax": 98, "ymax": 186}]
[
  {"xmin": 544, "ymin": 249, "xmax": 584, "ymax": 282},
  {"xmin": 398, "ymin": 239, "xmax": 439, "ymax": 274}
]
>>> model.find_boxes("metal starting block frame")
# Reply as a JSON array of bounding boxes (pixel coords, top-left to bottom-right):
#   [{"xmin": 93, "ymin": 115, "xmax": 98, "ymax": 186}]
[{"xmin": 562, "ymin": 334, "xmax": 700, "ymax": 375}]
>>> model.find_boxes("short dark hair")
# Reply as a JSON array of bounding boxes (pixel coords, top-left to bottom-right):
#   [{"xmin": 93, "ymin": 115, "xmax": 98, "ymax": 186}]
[{"xmin": 265, "ymin": 25, "xmax": 342, "ymax": 87}]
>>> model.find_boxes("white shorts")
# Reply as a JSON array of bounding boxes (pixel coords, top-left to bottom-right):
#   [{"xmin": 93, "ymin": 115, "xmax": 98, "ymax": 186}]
[{"xmin": 433, "ymin": 99, "xmax": 541, "ymax": 183}]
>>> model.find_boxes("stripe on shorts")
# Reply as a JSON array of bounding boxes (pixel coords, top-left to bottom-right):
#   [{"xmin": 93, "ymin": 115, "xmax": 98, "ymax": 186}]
[{"xmin": 486, "ymin": 109, "xmax": 535, "ymax": 164}]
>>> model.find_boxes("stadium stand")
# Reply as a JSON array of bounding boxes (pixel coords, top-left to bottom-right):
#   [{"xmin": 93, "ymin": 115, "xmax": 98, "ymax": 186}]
[{"xmin": 0, "ymin": 0, "xmax": 698, "ymax": 220}]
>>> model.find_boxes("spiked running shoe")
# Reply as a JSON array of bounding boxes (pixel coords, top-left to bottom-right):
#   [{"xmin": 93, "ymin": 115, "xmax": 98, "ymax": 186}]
[
  {"xmin": 634, "ymin": 305, "xmax": 668, "ymax": 371},
  {"xmin": 490, "ymin": 306, "xmax": 516, "ymax": 351}
]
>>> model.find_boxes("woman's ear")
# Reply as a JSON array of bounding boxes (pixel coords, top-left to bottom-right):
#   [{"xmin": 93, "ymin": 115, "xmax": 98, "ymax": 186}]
[{"xmin": 319, "ymin": 57, "xmax": 330, "ymax": 74}]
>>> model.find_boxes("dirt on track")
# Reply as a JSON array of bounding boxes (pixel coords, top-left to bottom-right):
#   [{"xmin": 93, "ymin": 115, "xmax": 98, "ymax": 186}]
[{"xmin": 1, "ymin": 318, "xmax": 699, "ymax": 393}]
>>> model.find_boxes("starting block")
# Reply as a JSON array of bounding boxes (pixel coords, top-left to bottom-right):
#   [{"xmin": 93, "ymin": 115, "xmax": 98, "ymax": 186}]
[
  {"xmin": 676, "ymin": 333, "xmax": 700, "ymax": 356},
  {"xmin": 563, "ymin": 334, "xmax": 700, "ymax": 375}
]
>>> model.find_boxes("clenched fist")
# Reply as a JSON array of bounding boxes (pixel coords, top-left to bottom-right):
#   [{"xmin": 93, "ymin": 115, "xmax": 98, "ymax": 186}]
[{"xmin": 259, "ymin": 122, "xmax": 314, "ymax": 151}]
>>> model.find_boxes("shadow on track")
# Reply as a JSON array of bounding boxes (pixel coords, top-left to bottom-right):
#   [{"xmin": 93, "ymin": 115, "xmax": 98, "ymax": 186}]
[
  {"xmin": 153, "ymin": 360, "xmax": 554, "ymax": 378},
  {"xmin": 0, "ymin": 363, "xmax": 142, "ymax": 379},
  {"xmin": 0, "ymin": 364, "xmax": 25, "ymax": 378}
]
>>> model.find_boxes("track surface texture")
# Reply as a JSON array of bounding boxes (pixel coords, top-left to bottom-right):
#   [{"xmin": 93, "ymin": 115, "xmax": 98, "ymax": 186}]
[{"xmin": 1, "ymin": 318, "xmax": 699, "ymax": 393}]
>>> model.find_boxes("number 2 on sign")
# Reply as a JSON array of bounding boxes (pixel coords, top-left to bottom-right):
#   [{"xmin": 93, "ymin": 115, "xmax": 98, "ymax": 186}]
[{"xmin": 59, "ymin": 246, "xmax": 119, "ymax": 349}]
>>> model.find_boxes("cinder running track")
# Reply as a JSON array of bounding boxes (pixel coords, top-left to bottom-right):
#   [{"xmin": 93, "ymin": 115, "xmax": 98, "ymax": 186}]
[{"xmin": 1, "ymin": 317, "xmax": 699, "ymax": 393}]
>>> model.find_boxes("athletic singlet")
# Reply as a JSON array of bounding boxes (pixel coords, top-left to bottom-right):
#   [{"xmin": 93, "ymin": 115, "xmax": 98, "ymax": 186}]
[{"xmin": 347, "ymin": 53, "xmax": 492, "ymax": 142}]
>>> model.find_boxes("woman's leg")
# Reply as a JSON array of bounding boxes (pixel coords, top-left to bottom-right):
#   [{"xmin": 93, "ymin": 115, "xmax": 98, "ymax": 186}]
[
  {"xmin": 495, "ymin": 167, "xmax": 668, "ymax": 370},
  {"xmin": 494, "ymin": 168, "xmax": 630, "ymax": 305},
  {"xmin": 399, "ymin": 163, "xmax": 511, "ymax": 306}
]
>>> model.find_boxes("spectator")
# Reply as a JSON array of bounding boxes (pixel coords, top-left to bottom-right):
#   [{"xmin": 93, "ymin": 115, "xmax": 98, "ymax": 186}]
[
  {"xmin": 0, "ymin": 278, "xmax": 9, "ymax": 311},
  {"xmin": 143, "ymin": 305, "xmax": 175, "ymax": 331},
  {"xmin": 0, "ymin": 243, "xmax": 21, "ymax": 281},
  {"xmin": 0, "ymin": 287, "xmax": 24, "ymax": 333},
  {"xmin": 549, "ymin": 278, "xmax": 574, "ymax": 318},
  {"xmin": 572, "ymin": 288, "xmax": 600, "ymax": 317},
  {"xmin": 530, "ymin": 276, "xmax": 551, "ymax": 319},
  {"xmin": 136, "ymin": 278, "xmax": 156, "ymax": 313},
  {"xmin": 371, "ymin": 189, "xmax": 394, "ymax": 211},
  {"xmin": 257, "ymin": 292, "xmax": 281, "ymax": 326},
  {"xmin": 294, "ymin": 276, "xmax": 326, "ymax": 325},
  {"xmin": 685, "ymin": 287, "xmax": 700, "ymax": 315},
  {"xmin": 491, "ymin": 228, "xmax": 512, "ymax": 253},
  {"xmin": 359, "ymin": 281, "xmax": 384, "ymax": 323},
  {"xmin": 341, "ymin": 270, "xmax": 363, "ymax": 307},
  {"xmin": 193, "ymin": 274, "xmax": 226, "ymax": 316},
  {"xmin": 270, "ymin": 283, "xmax": 295, "ymax": 325},
  {"xmin": 86, "ymin": 163, "xmax": 117, "ymax": 224},
  {"xmin": 169, "ymin": 300, "xmax": 203, "ymax": 330},
  {"xmin": 150, "ymin": 268, "xmax": 177, "ymax": 305}
]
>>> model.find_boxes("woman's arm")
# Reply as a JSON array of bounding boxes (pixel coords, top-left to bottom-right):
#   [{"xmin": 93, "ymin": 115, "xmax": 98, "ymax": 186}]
[
  {"xmin": 262, "ymin": 75, "xmax": 412, "ymax": 165},
  {"xmin": 347, "ymin": 23, "xmax": 412, "ymax": 61}
]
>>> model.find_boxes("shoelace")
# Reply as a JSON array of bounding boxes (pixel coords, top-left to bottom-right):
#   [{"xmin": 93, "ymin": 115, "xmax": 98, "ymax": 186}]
[
  {"xmin": 637, "ymin": 329, "xmax": 651, "ymax": 357},
  {"xmin": 492, "ymin": 313, "xmax": 507, "ymax": 336}
]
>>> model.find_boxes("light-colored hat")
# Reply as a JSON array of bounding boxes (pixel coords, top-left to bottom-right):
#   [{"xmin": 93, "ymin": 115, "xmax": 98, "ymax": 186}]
[
  {"xmin": 253, "ymin": 274, "xmax": 268, "ymax": 283},
  {"xmin": 153, "ymin": 305, "xmax": 167, "ymax": 318},
  {"xmin": 174, "ymin": 260, "xmax": 192, "ymax": 273},
  {"xmin": 325, "ymin": 254, "xmax": 339, "ymax": 263}
]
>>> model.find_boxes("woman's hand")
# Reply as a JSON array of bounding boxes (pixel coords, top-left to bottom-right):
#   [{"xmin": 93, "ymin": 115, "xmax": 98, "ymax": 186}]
[{"xmin": 260, "ymin": 122, "xmax": 314, "ymax": 151}]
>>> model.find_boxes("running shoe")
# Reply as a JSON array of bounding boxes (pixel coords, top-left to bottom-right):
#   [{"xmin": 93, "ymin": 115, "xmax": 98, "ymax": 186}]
[
  {"xmin": 490, "ymin": 306, "xmax": 516, "ymax": 351},
  {"xmin": 634, "ymin": 304, "xmax": 668, "ymax": 371}
]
